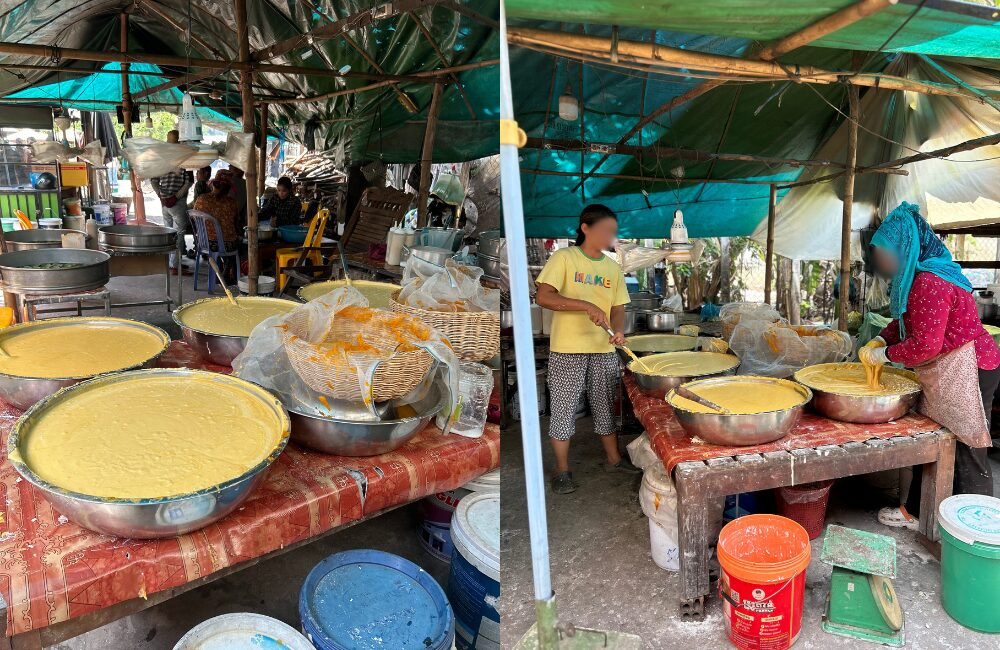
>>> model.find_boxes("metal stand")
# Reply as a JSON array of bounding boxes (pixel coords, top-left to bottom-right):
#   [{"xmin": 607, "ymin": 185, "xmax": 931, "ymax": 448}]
[
  {"xmin": 103, "ymin": 241, "xmax": 182, "ymax": 311},
  {"xmin": 18, "ymin": 287, "xmax": 112, "ymax": 322}
]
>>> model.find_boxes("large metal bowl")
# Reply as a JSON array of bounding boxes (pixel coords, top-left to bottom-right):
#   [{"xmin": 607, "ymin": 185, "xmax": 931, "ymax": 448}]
[
  {"xmin": 6, "ymin": 229, "xmax": 89, "ymax": 251},
  {"xmin": 6, "ymin": 368, "xmax": 290, "ymax": 538},
  {"xmin": 794, "ymin": 363, "xmax": 921, "ymax": 423},
  {"xmin": 667, "ymin": 376, "xmax": 812, "ymax": 446},
  {"xmin": 296, "ymin": 279, "xmax": 400, "ymax": 308},
  {"xmin": 98, "ymin": 224, "xmax": 177, "ymax": 253},
  {"xmin": 0, "ymin": 317, "xmax": 171, "ymax": 410},
  {"xmin": 0, "ymin": 248, "xmax": 110, "ymax": 294},
  {"xmin": 629, "ymin": 351, "xmax": 740, "ymax": 397},
  {"xmin": 288, "ymin": 381, "xmax": 447, "ymax": 456},
  {"xmin": 173, "ymin": 296, "xmax": 296, "ymax": 366},
  {"xmin": 625, "ymin": 334, "xmax": 698, "ymax": 356}
]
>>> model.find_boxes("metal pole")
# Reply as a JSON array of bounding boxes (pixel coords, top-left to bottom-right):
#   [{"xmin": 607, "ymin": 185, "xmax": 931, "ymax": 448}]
[{"xmin": 499, "ymin": 2, "xmax": 557, "ymax": 647}]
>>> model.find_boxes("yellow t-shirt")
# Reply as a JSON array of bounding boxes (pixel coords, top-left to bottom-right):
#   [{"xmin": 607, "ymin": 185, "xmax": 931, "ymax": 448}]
[{"xmin": 536, "ymin": 247, "xmax": 630, "ymax": 354}]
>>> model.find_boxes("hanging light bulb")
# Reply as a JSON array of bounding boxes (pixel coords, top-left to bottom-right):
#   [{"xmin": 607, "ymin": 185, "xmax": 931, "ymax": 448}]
[
  {"xmin": 144, "ymin": 104, "xmax": 153, "ymax": 130},
  {"xmin": 558, "ymin": 83, "xmax": 579, "ymax": 121},
  {"xmin": 668, "ymin": 209, "xmax": 693, "ymax": 263},
  {"xmin": 53, "ymin": 115, "xmax": 72, "ymax": 132}
]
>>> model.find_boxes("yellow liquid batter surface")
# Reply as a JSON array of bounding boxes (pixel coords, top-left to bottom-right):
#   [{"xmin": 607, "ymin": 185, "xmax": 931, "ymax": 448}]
[
  {"xmin": 15, "ymin": 374, "xmax": 285, "ymax": 499},
  {"xmin": 178, "ymin": 297, "xmax": 295, "ymax": 337},
  {"xmin": 0, "ymin": 321, "xmax": 166, "ymax": 378},
  {"xmin": 669, "ymin": 380, "xmax": 807, "ymax": 414},
  {"xmin": 629, "ymin": 351, "xmax": 738, "ymax": 376},
  {"xmin": 625, "ymin": 335, "xmax": 697, "ymax": 353},
  {"xmin": 300, "ymin": 280, "xmax": 399, "ymax": 308},
  {"xmin": 796, "ymin": 363, "xmax": 920, "ymax": 397}
]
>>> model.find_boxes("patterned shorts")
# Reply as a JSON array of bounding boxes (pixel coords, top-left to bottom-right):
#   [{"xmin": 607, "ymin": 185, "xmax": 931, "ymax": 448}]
[{"xmin": 546, "ymin": 351, "xmax": 621, "ymax": 440}]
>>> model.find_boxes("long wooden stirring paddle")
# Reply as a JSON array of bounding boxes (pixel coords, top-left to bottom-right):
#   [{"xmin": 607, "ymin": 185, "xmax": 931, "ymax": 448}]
[
  {"xmin": 605, "ymin": 327, "xmax": 652, "ymax": 372},
  {"xmin": 206, "ymin": 256, "xmax": 240, "ymax": 307},
  {"xmin": 674, "ymin": 385, "xmax": 731, "ymax": 415}
]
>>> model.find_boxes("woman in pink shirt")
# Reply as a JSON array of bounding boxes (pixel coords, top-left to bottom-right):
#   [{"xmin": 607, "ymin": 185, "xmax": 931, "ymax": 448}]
[{"xmin": 861, "ymin": 202, "xmax": 999, "ymax": 529}]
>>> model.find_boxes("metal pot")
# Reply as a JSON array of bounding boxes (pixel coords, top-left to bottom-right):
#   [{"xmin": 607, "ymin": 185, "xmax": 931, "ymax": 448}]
[
  {"xmin": 628, "ymin": 291, "xmax": 661, "ymax": 310},
  {"xmin": 98, "ymin": 224, "xmax": 177, "ymax": 253},
  {"xmin": 479, "ymin": 230, "xmax": 506, "ymax": 258},
  {"xmin": 644, "ymin": 310, "xmax": 679, "ymax": 332},
  {"xmin": 0, "ymin": 248, "xmax": 110, "ymax": 294},
  {"xmin": 405, "ymin": 245, "xmax": 454, "ymax": 275},
  {"xmin": 173, "ymin": 296, "xmax": 297, "ymax": 366},
  {"xmin": 6, "ymin": 229, "xmax": 89, "ymax": 251},
  {"xmin": 478, "ymin": 252, "xmax": 507, "ymax": 279},
  {"xmin": 419, "ymin": 227, "xmax": 464, "ymax": 251},
  {"xmin": 794, "ymin": 364, "xmax": 921, "ymax": 424},
  {"xmin": 978, "ymin": 301, "xmax": 997, "ymax": 322},
  {"xmin": 622, "ymin": 307, "xmax": 638, "ymax": 335}
]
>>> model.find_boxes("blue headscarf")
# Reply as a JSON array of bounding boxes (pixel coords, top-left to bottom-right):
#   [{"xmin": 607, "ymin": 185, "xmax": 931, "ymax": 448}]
[{"xmin": 871, "ymin": 202, "xmax": 971, "ymax": 336}]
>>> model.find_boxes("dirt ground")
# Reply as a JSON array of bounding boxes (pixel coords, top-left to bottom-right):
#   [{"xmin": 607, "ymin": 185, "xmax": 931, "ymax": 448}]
[{"xmin": 500, "ymin": 417, "xmax": 1000, "ymax": 650}]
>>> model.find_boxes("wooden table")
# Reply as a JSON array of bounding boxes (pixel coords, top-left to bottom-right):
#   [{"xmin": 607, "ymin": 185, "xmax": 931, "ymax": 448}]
[
  {"xmin": 624, "ymin": 374, "xmax": 956, "ymax": 620},
  {"xmin": 346, "ymin": 252, "xmax": 403, "ymax": 281}
]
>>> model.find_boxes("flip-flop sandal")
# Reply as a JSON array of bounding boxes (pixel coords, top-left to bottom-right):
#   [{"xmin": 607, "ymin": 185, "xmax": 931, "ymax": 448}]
[{"xmin": 877, "ymin": 506, "xmax": 919, "ymax": 530}]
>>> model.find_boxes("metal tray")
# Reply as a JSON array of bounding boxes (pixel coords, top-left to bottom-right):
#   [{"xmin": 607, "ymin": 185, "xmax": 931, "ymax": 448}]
[
  {"xmin": 7, "ymin": 368, "xmax": 290, "ymax": 538},
  {"xmin": 5, "ymin": 229, "xmax": 89, "ymax": 251},
  {"xmin": 98, "ymin": 224, "xmax": 177, "ymax": 251},
  {"xmin": 0, "ymin": 248, "xmax": 110, "ymax": 294}
]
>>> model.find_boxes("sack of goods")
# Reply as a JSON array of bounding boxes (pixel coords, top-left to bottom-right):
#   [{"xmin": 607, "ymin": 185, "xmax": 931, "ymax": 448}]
[
  {"xmin": 724, "ymin": 303, "xmax": 852, "ymax": 378},
  {"xmin": 232, "ymin": 285, "xmax": 459, "ymax": 417}
]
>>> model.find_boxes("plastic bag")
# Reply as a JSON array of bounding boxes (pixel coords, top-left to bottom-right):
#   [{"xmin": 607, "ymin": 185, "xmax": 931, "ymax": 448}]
[
  {"xmin": 400, "ymin": 258, "xmax": 500, "ymax": 312},
  {"xmin": 122, "ymin": 137, "xmax": 196, "ymax": 179},
  {"xmin": 728, "ymin": 310, "xmax": 852, "ymax": 378},
  {"xmin": 220, "ymin": 132, "xmax": 256, "ymax": 171},
  {"xmin": 626, "ymin": 433, "xmax": 659, "ymax": 470},
  {"xmin": 31, "ymin": 140, "xmax": 106, "ymax": 165},
  {"xmin": 232, "ymin": 286, "xmax": 459, "ymax": 418},
  {"xmin": 614, "ymin": 241, "xmax": 670, "ymax": 273},
  {"xmin": 662, "ymin": 294, "xmax": 683, "ymax": 312}
]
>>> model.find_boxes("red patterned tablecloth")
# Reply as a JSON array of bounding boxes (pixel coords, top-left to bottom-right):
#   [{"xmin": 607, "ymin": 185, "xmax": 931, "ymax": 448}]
[
  {"xmin": 0, "ymin": 341, "xmax": 499, "ymax": 635},
  {"xmin": 625, "ymin": 373, "xmax": 940, "ymax": 472}
]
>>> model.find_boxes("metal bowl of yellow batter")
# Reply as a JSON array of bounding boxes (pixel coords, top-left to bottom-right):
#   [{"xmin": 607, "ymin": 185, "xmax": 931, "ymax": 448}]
[
  {"xmin": 0, "ymin": 316, "xmax": 171, "ymax": 411},
  {"xmin": 667, "ymin": 376, "xmax": 812, "ymax": 446},
  {"xmin": 628, "ymin": 351, "xmax": 740, "ymax": 397},
  {"xmin": 7, "ymin": 368, "xmax": 290, "ymax": 538},
  {"xmin": 296, "ymin": 280, "xmax": 400, "ymax": 308},
  {"xmin": 623, "ymin": 334, "xmax": 698, "ymax": 357},
  {"xmin": 794, "ymin": 362, "xmax": 921, "ymax": 424},
  {"xmin": 288, "ymin": 380, "xmax": 447, "ymax": 456},
  {"xmin": 173, "ymin": 296, "xmax": 297, "ymax": 366}
]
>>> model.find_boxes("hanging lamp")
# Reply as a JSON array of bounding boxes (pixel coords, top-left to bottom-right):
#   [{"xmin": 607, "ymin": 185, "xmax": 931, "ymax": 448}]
[{"xmin": 557, "ymin": 83, "xmax": 578, "ymax": 121}]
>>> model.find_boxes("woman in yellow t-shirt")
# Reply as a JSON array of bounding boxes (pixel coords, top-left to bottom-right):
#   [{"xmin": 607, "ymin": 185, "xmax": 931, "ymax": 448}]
[{"xmin": 535, "ymin": 205, "xmax": 638, "ymax": 495}]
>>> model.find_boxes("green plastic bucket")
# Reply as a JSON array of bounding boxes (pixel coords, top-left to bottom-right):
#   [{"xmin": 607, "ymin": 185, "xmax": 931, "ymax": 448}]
[{"xmin": 938, "ymin": 494, "xmax": 1000, "ymax": 633}]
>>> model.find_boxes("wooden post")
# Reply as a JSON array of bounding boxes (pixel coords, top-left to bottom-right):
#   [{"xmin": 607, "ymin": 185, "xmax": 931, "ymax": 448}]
[
  {"xmin": 235, "ymin": 0, "xmax": 259, "ymax": 295},
  {"xmin": 838, "ymin": 85, "xmax": 860, "ymax": 331},
  {"xmin": 416, "ymin": 82, "xmax": 444, "ymax": 228},
  {"xmin": 719, "ymin": 237, "xmax": 731, "ymax": 303},
  {"xmin": 764, "ymin": 184, "xmax": 777, "ymax": 305},
  {"xmin": 120, "ymin": 12, "xmax": 146, "ymax": 224},
  {"xmin": 258, "ymin": 102, "xmax": 269, "ymax": 196}
]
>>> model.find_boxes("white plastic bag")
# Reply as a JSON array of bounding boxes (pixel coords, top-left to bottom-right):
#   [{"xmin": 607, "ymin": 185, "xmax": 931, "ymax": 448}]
[
  {"xmin": 122, "ymin": 137, "xmax": 196, "ymax": 179},
  {"xmin": 400, "ymin": 259, "xmax": 500, "ymax": 312},
  {"xmin": 639, "ymin": 465, "xmax": 680, "ymax": 571},
  {"xmin": 626, "ymin": 433, "xmax": 659, "ymax": 470},
  {"xmin": 221, "ymin": 132, "xmax": 256, "ymax": 171}
]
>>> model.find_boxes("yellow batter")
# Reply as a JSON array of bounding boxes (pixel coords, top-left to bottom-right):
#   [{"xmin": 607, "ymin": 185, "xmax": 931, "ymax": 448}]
[
  {"xmin": 795, "ymin": 363, "xmax": 920, "ymax": 397},
  {"xmin": 668, "ymin": 378, "xmax": 808, "ymax": 414},
  {"xmin": 12, "ymin": 373, "xmax": 287, "ymax": 499},
  {"xmin": 298, "ymin": 280, "xmax": 399, "ymax": 308},
  {"xmin": 625, "ymin": 334, "xmax": 697, "ymax": 354},
  {"xmin": 628, "ymin": 351, "xmax": 739, "ymax": 377},
  {"xmin": 0, "ymin": 319, "xmax": 168, "ymax": 379},
  {"xmin": 177, "ymin": 297, "xmax": 295, "ymax": 337}
]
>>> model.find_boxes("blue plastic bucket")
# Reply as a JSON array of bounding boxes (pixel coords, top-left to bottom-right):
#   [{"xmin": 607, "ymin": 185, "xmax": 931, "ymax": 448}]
[
  {"xmin": 299, "ymin": 549, "xmax": 454, "ymax": 650},
  {"xmin": 448, "ymin": 493, "xmax": 500, "ymax": 650}
]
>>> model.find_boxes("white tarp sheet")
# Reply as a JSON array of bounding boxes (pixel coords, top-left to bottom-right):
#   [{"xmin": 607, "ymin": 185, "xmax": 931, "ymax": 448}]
[{"xmin": 751, "ymin": 60, "xmax": 1000, "ymax": 261}]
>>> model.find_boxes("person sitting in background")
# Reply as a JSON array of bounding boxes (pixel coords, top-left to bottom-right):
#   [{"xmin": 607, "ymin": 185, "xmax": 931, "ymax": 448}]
[
  {"xmin": 193, "ymin": 169, "xmax": 239, "ymax": 282},
  {"xmin": 229, "ymin": 167, "xmax": 248, "ymax": 233},
  {"xmin": 191, "ymin": 166, "xmax": 212, "ymax": 205},
  {"xmin": 259, "ymin": 176, "xmax": 301, "ymax": 228}
]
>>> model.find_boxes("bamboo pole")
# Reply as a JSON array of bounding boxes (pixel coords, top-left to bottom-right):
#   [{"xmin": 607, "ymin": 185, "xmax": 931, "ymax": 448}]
[
  {"xmin": 525, "ymin": 137, "xmax": 908, "ymax": 175},
  {"xmin": 417, "ymin": 82, "xmax": 444, "ymax": 228},
  {"xmin": 523, "ymin": 167, "xmax": 893, "ymax": 186},
  {"xmin": 235, "ymin": 0, "xmax": 259, "ymax": 296},
  {"xmin": 132, "ymin": 70, "xmax": 221, "ymax": 100},
  {"xmin": 258, "ymin": 102, "xmax": 268, "ymax": 196},
  {"xmin": 764, "ymin": 184, "xmax": 777, "ymax": 305},
  {"xmin": 757, "ymin": 0, "xmax": 898, "ymax": 60},
  {"xmin": 507, "ymin": 27, "xmax": 1000, "ymax": 102},
  {"xmin": 839, "ymin": 85, "xmax": 860, "ymax": 331},
  {"xmin": 120, "ymin": 12, "xmax": 146, "ymax": 224},
  {"xmin": 411, "ymin": 12, "xmax": 476, "ymax": 118}
]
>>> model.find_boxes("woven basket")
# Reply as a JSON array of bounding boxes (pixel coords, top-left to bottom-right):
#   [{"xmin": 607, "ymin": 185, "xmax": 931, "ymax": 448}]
[
  {"xmin": 282, "ymin": 307, "xmax": 434, "ymax": 402},
  {"xmin": 390, "ymin": 291, "xmax": 500, "ymax": 362}
]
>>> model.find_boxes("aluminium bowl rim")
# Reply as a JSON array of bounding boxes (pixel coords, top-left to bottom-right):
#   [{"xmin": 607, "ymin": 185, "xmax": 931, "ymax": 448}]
[
  {"xmin": 0, "ymin": 316, "xmax": 171, "ymax": 381},
  {"xmin": 629, "ymin": 351, "xmax": 740, "ymax": 379},
  {"xmin": 286, "ymin": 386, "xmax": 447, "ymax": 426},
  {"xmin": 667, "ymin": 374, "xmax": 814, "ymax": 417},
  {"xmin": 172, "ymin": 295, "xmax": 295, "ymax": 339},
  {"xmin": 794, "ymin": 362, "xmax": 923, "ymax": 398},
  {"xmin": 7, "ymin": 368, "xmax": 290, "ymax": 506}
]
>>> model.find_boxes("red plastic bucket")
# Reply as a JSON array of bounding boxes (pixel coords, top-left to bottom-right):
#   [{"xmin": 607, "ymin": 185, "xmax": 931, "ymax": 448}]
[{"xmin": 717, "ymin": 515, "xmax": 811, "ymax": 650}]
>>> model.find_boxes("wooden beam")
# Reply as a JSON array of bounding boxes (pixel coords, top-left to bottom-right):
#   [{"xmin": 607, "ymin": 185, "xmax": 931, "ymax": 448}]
[
  {"xmin": 258, "ymin": 102, "xmax": 268, "ymax": 196},
  {"xmin": 757, "ymin": 0, "xmax": 898, "ymax": 61},
  {"xmin": 839, "ymin": 85, "xmax": 859, "ymax": 332},
  {"xmin": 417, "ymin": 82, "xmax": 444, "ymax": 228},
  {"xmin": 764, "ymin": 184, "xmax": 777, "ymax": 305},
  {"xmin": 120, "ymin": 12, "xmax": 146, "ymax": 225},
  {"xmin": 507, "ymin": 27, "xmax": 1000, "ymax": 102},
  {"xmin": 523, "ymin": 168, "xmax": 783, "ymax": 186},
  {"xmin": 525, "ymin": 136, "xmax": 909, "ymax": 175},
  {"xmin": 236, "ymin": 0, "xmax": 259, "ymax": 296},
  {"xmin": 410, "ymin": 12, "xmax": 476, "ymax": 118},
  {"xmin": 253, "ymin": 0, "xmax": 445, "ymax": 62},
  {"xmin": 132, "ymin": 70, "xmax": 221, "ymax": 100}
]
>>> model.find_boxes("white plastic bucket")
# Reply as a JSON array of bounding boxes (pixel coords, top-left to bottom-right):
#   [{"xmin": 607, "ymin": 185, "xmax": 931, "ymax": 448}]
[
  {"xmin": 173, "ymin": 613, "xmax": 314, "ymax": 650},
  {"xmin": 640, "ymin": 466, "xmax": 680, "ymax": 572},
  {"xmin": 92, "ymin": 203, "xmax": 112, "ymax": 226},
  {"xmin": 448, "ymin": 493, "xmax": 500, "ymax": 650}
]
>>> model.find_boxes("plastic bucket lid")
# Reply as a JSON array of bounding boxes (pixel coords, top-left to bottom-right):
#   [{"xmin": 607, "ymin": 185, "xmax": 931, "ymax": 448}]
[
  {"xmin": 173, "ymin": 613, "xmax": 314, "ymax": 650},
  {"xmin": 451, "ymin": 492, "xmax": 500, "ymax": 581},
  {"xmin": 938, "ymin": 494, "xmax": 1000, "ymax": 547},
  {"xmin": 641, "ymin": 465, "xmax": 673, "ymax": 494},
  {"xmin": 464, "ymin": 468, "xmax": 500, "ymax": 493},
  {"xmin": 299, "ymin": 549, "xmax": 454, "ymax": 650},
  {"xmin": 717, "ymin": 514, "xmax": 811, "ymax": 584}
]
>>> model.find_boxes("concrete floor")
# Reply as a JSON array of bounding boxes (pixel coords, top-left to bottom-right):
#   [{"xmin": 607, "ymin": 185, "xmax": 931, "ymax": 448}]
[{"xmin": 500, "ymin": 417, "xmax": 1000, "ymax": 650}]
